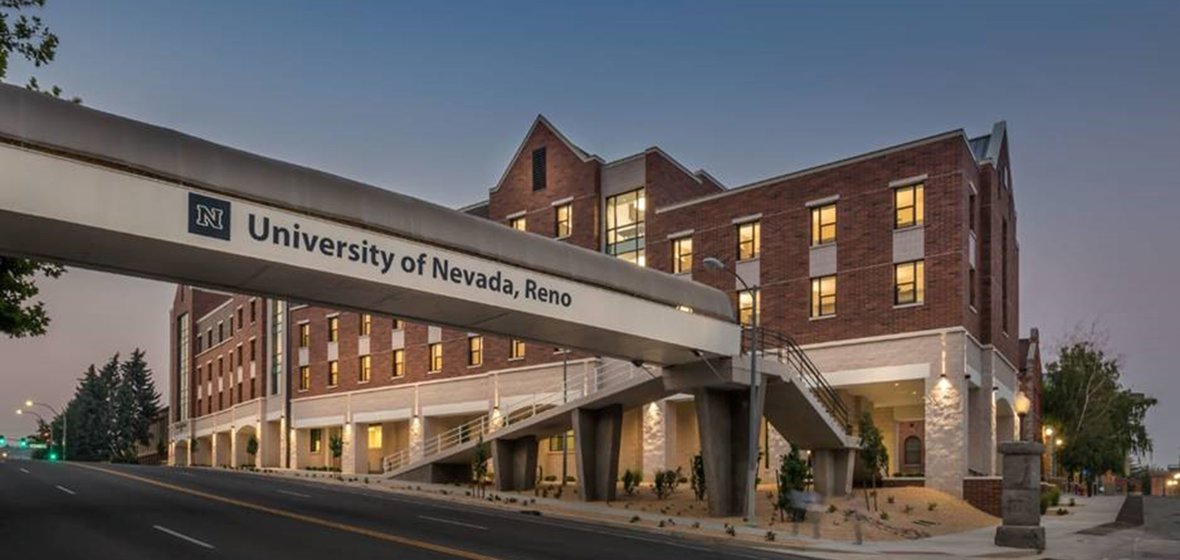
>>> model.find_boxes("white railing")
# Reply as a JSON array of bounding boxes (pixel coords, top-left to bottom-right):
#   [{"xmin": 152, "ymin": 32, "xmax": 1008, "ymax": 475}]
[{"xmin": 382, "ymin": 359, "xmax": 649, "ymax": 474}]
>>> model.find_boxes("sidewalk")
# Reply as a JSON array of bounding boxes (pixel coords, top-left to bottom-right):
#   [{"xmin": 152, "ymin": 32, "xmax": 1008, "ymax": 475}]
[{"xmin": 243, "ymin": 467, "xmax": 1131, "ymax": 559}]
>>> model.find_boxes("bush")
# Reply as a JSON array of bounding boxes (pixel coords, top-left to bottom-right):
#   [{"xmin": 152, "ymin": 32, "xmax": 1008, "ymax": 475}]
[
  {"xmin": 622, "ymin": 469, "xmax": 643, "ymax": 496},
  {"xmin": 691, "ymin": 454, "xmax": 706, "ymax": 501},
  {"xmin": 1039, "ymin": 494, "xmax": 1050, "ymax": 515},
  {"xmin": 652, "ymin": 467, "xmax": 683, "ymax": 499}
]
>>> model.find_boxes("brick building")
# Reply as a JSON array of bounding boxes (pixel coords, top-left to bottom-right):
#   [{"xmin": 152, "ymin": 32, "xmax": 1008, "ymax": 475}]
[{"xmin": 169, "ymin": 116, "xmax": 1035, "ymax": 499}]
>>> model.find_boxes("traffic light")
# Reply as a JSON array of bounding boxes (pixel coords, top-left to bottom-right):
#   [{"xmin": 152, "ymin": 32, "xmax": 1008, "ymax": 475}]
[
  {"xmin": 0, "ymin": 435, "xmax": 6, "ymax": 447},
  {"xmin": 48, "ymin": 451, "xmax": 59, "ymax": 461},
  {"xmin": 19, "ymin": 437, "xmax": 28, "ymax": 448}
]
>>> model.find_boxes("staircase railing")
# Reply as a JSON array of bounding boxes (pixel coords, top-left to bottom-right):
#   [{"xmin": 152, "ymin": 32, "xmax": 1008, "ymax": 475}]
[
  {"xmin": 743, "ymin": 327, "xmax": 851, "ymax": 433},
  {"xmin": 382, "ymin": 359, "xmax": 649, "ymax": 474}
]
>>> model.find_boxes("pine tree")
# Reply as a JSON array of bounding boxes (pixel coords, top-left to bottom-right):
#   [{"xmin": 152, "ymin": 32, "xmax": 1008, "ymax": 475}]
[
  {"xmin": 97, "ymin": 354, "xmax": 122, "ymax": 461},
  {"xmin": 121, "ymin": 349, "xmax": 160, "ymax": 449},
  {"xmin": 69, "ymin": 364, "xmax": 109, "ymax": 461}
]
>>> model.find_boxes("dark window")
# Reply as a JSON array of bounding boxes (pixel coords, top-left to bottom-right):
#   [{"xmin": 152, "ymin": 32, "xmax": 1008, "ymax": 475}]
[
  {"xmin": 904, "ymin": 436, "xmax": 922, "ymax": 466},
  {"xmin": 532, "ymin": 147, "xmax": 547, "ymax": 191}
]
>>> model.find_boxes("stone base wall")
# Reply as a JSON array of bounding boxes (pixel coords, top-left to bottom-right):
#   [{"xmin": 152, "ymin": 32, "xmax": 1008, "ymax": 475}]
[
  {"xmin": 881, "ymin": 477, "xmax": 926, "ymax": 488},
  {"xmin": 963, "ymin": 476, "xmax": 1002, "ymax": 517}
]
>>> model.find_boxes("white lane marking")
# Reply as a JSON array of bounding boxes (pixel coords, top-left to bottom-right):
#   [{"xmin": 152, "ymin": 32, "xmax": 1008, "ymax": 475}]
[
  {"xmin": 418, "ymin": 515, "xmax": 488, "ymax": 531},
  {"xmin": 277, "ymin": 489, "xmax": 311, "ymax": 498},
  {"xmin": 176, "ymin": 472, "xmax": 195, "ymax": 477},
  {"xmin": 153, "ymin": 525, "xmax": 215, "ymax": 549},
  {"xmin": 55, "ymin": 485, "xmax": 76, "ymax": 495},
  {"xmin": 19, "ymin": 468, "xmax": 30, "ymax": 474}
]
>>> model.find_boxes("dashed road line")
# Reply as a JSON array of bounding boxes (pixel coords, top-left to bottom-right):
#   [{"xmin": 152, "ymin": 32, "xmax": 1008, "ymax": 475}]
[
  {"xmin": 19, "ymin": 467, "xmax": 30, "ymax": 474},
  {"xmin": 153, "ymin": 525, "xmax": 215, "ymax": 549},
  {"xmin": 278, "ymin": 489, "xmax": 312, "ymax": 498},
  {"xmin": 55, "ymin": 485, "xmax": 76, "ymax": 495}
]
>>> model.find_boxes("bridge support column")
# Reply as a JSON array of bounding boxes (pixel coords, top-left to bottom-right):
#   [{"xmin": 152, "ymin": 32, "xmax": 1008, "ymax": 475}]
[
  {"xmin": 812, "ymin": 448, "xmax": 855, "ymax": 497},
  {"xmin": 694, "ymin": 386, "xmax": 764, "ymax": 517},
  {"xmin": 572, "ymin": 404, "xmax": 622, "ymax": 502},
  {"xmin": 492, "ymin": 436, "xmax": 538, "ymax": 492},
  {"xmin": 342, "ymin": 421, "xmax": 368, "ymax": 475}
]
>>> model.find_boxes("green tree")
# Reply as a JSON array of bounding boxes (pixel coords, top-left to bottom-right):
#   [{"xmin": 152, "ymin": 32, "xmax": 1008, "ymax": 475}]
[
  {"xmin": 471, "ymin": 434, "xmax": 489, "ymax": 498},
  {"xmin": 0, "ymin": 1, "xmax": 75, "ymax": 339},
  {"xmin": 1043, "ymin": 337, "xmax": 1157, "ymax": 493},
  {"xmin": 690, "ymin": 454, "xmax": 706, "ymax": 501},
  {"xmin": 776, "ymin": 443, "xmax": 810, "ymax": 521},
  {"xmin": 857, "ymin": 411, "xmax": 888, "ymax": 511},
  {"xmin": 246, "ymin": 436, "xmax": 258, "ymax": 462},
  {"xmin": 120, "ymin": 349, "xmax": 160, "ymax": 447},
  {"xmin": 68, "ymin": 363, "xmax": 111, "ymax": 461}
]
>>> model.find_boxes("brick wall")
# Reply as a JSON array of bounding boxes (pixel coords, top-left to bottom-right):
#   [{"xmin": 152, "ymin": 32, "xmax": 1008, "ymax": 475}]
[
  {"xmin": 962, "ymin": 476, "xmax": 1002, "ymax": 517},
  {"xmin": 651, "ymin": 135, "xmax": 984, "ymax": 347},
  {"xmin": 189, "ymin": 292, "xmax": 267, "ymax": 417}
]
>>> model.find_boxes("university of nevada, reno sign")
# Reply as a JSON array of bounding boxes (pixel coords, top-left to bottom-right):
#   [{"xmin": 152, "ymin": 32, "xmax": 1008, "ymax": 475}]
[{"xmin": 185, "ymin": 192, "xmax": 575, "ymax": 309}]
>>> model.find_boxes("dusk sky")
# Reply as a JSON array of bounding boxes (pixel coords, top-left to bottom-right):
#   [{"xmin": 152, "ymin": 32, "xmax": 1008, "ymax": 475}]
[{"xmin": 2, "ymin": 1, "xmax": 1177, "ymax": 466}]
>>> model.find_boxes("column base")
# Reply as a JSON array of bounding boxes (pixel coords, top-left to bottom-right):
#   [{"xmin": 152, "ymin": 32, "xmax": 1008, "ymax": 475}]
[{"xmin": 994, "ymin": 525, "xmax": 1045, "ymax": 551}]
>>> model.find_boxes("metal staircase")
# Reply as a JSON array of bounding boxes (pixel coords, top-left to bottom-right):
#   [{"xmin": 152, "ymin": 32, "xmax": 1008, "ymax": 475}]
[
  {"xmin": 745, "ymin": 327, "xmax": 852, "ymax": 434},
  {"xmin": 382, "ymin": 359, "xmax": 651, "ymax": 476}
]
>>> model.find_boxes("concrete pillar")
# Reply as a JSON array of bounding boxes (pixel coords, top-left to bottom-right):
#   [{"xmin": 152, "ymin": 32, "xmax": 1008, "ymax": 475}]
[
  {"xmin": 693, "ymin": 386, "xmax": 764, "ymax": 517},
  {"xmin": 211, "ymin": 433, "xmax": 221, "ymax": 467},
  {"xmin": 994, "ymin": 441, "xmax": 1045, "ymax": 550},
  {"xmin": 409, "ymin": 416, "xmax": 425, "ymax": 462},
  {"xmin": 813, "ymin": 448, "xmax": 856, "ymax": 497},
  {"xmin": 229, "ymin": 428, "xmax": 240, "ymax": 468},
  {"xmin": 492, "ymin": 436, "xmax": 538, "ymax": 491},
  {"xmin": 342, "ymin": 422, "xmax": 368, "ymax": 475},
  {"xmin": 572, "ymin": 404, "xmax": 623, "ymax": 502},
  {"xmin": 289, "ymin": 428, "xmax": 300, "ymax": 470},
  {"xmin": 969, "ymin": 366, "xmax": 996, "ymax": 475}
]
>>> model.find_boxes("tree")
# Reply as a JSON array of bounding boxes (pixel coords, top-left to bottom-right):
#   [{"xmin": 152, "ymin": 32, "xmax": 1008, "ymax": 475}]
[
  {"xmin": 246, "ymin": 436, "xmax": 258, "ymax": 463},
  {"xmin": 471, "ymin": 434, "xmax": 489, "ymax": 498},
  {"xmin": 68, "ymin": 363, "xmax": 111, "ymax": 461},
  {"xmin": 1043, "ymin": 336, "xmax": 1157, "ymax": 493},
  {"xmin": 776, "ymin": 443, "xmax": 810, "ymax": 521},
  {"xmin": 0, "ymin": 1, "xmax": 76, "ymax": 339},
  {"xmin": 120, "ymin": 349, "xmax": 160, "ymax": 447},
  {"xmin": 857, "ymin": 411, "xmax": 888, "ymax": 511},
  {"xmin": 690, "ymin": 454, "xmax": 706, "ymax": 501}
]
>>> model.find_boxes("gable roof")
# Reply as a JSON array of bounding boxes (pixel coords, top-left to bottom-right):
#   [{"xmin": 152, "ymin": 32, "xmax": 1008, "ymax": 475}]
[{"xmin": 488, "ymin": 115, "xmax": 603, "ymax": 193}]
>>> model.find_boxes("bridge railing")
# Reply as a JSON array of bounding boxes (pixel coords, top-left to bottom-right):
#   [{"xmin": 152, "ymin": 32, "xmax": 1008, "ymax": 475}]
[
  {"xmin": 382, "ymin": 359, "xmax": 648, "ymax": 474},
  {"xmin": 743, "ymin": 327, "xmax": 851, "ymax": 433}
]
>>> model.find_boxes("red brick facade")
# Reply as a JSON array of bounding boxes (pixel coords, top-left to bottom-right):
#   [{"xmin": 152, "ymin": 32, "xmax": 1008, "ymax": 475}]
[
  {"xmin": 962, "ymin": 477, "xmax": 1002, "ymax": 517},
  {"xmin": 170, "ymin": 290, "xmax": 268, "ymax": 418}
]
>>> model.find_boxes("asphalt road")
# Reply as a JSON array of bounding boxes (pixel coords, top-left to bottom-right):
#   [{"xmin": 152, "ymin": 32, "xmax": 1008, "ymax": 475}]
[{"xmin": 0, "ymin": 458, "xmax": 813, "ymax": 560}]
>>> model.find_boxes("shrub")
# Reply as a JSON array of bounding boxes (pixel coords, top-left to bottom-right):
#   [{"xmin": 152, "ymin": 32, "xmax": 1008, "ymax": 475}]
[
  {"xmin": 886, "ymin": 495, "xmax": 895, "ymax": 504},
  {"xmin": 652, "ymin": 467, "xmax": 683, "ymax": 499},
  {"xmin": 927, "ymin": 501, "xmax": 938, "ymax": 512},
  {"xmin": 765, "ymin": 531, "xmax": 776, "ymax": 541},
  {"xmin": 691, "ymin": 454, "xmax": 706, "ymax": 501},
  {"xmin": 880, "ymin": 512, "xmax": 890, "ymax": 521},
  {"xmin": 1056, "ymin": 507, "xmax": 1069, "ymax": 516},
  {"xmin": 903, "ymin": 504, "xmax": 914, "ymax": 514},
  {"xmin": 1039, "ymin": 494, "xmax": 1050, "ymax": 515},
  {"xmin": 622, "ymin": 469, "xmax": 643, "ymax": 496}
]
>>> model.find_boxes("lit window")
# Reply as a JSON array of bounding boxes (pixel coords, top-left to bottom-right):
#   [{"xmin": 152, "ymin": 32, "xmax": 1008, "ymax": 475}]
[
  {"xmin": 810, "ymin": 275, "xmax": 837, "ymax": 317},
  {"xmin": 392, "ymin": 319, "xmax": 404, "ymax": 330},
  {"xmin": 360, "ymin": 314, "xmax": 371, "ymax": 336},
  {"xmin": 428, "ymin": 343, "xmax": 443, "ymax": 373},
  {"xmin": 299, "ymin": 323, "xmax": 310, "ymax": 348},
  {"xmin": 671, "ymin": 236, "xmax": 693, "ymax": 274},
  {"xmin": 894, "ymin": 184, "xmax": 925, "ymax": 229},
  {"xmin": 327, "ymin": 317, "xmax": 339, "ymax": 343},
  {"xmin": 510, "ymin": 339, "xmax": 526, "ymax": 360},
  {"xmin": 737, "ymin": 221, "xmax": 760, "ymax": 260},
  {"xmin": 894, "ymin": 260, "xmax": 926, "ymax": 305},
  {"xmin": 605, "ymin": 188, "xmax": 646, "ymax": 266},
  {"xmin": 555, "ymin": 203, "xmax": 572, "ymax": 238},
  {"xmin": 467, "ymin": 336, "xmax": 483, "ymax": 367},
  {"xmin": 738, "ymin": 289, "xmax": 760, "ymax": 327},
  {"xmin": 359, "ymin": 355, "xmax": 371, "ymax": 382},
  {"xmin": 810, "ymin": 203, "xmax": 837, "ymax": 246},
  {"xmin": 309, "ymin": 428, "xmax": 322, "ymax": 453},
  {"xmin": 392, "ymin": 349, "xmax": 405, "ymax": 377},
  {"xmin": 327, "ymin": 360, "xmax": 339, "ymax": 386},
  {"xmin": 548, "ymin": 431, "xmax": 574, "ymax": 452},
  {"xmin": 367, "ymin": 425, "xmax": 383, "ymax": 450},
  {"xmin": 299, "ymin": 366, "xmax": 310, "ymax": 391},
  {"xmin": 510, "ymin": 216, "xmax": 527, "ymax": 231}
]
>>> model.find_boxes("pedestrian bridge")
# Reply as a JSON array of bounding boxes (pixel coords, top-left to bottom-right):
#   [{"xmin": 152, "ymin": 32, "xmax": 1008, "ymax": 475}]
[{"xmin": 0, "ymin": 84, "xmax": 736, "ymax": 365}]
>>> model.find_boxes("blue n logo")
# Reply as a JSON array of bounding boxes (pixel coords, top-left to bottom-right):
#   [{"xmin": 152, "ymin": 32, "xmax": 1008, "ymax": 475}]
[{"xmin": 188, "ymin": 193, "xmax": 231, "ymax": 241}]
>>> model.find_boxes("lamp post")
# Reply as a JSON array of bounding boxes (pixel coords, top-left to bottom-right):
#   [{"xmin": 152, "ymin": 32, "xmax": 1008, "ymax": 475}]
[
  {"xmin": 702, "ymin": 256, "xmax": 759, "ymax": 523},
  {"xmin": 1014, "ymin": 390, "xmax": 1031, "ymax": 442},
  {"xmin": 15, "ymin": 409, "xmax": 49, "ymax": 444},
  {"xmin": 25, "ymin": 400, "xmax": 66, "ymax": 461}
]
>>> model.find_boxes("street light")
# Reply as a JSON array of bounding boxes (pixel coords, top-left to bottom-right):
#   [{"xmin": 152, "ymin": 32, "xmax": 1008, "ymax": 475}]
[
  {"xmin": 1014, "ymin": 390, "xmax": 1031, "ymax": 442},
  {"xmin": 702, "ymin": 256, "xmax": 759, "ymax": 523},
  {"xmin": 24, "ymin": 400, "xmax": 65, "ymax": 461}
]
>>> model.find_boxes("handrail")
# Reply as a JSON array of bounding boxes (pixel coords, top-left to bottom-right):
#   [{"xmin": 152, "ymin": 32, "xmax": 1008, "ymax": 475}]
[
  {"xmin": 382, "ymin": 359, "xmax": 647, "ymax": 474},
  {"xmin": 743, "ymin": 327, "xmax": 851, "ymax": 433}
]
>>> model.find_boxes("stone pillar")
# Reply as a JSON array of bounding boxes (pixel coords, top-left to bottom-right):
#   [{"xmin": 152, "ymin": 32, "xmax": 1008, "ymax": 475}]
[
  {"xmin": 289, "ymin": 428, "xmax": 300, "ymax": 470},
  {"xmin": 211, "ymin": 433, "xmax": 221, "ymax": 467},
  {"xmin": 492, "ymin": 436, "xmax": 538, "ymax": 491},
  {"xmin": 342, "ymin": 421, "xmax": 368, "ymax": 475},
  {"xmin": 230, "ymin": 428, "xmax": 240, "ymax": 468},
  {"xmin": 813, "ymin": 448, "xmax": 856, "ymax": 497},
  {"xmin": 641, "ymin": 400, "xmax": 671, "ymax": 473},
  {"xmin": 693, "ymin": 386, "xmax": 764, "ymax": 517},
  {"xmin": 409, "ymin": 416, "xmax": 425, "ymax": 462},
  {"xmin": 994, "ymin": 441, "xmax": 1045, "ymax": 551},
  {"xmin": 926, "ymin": 374, "xmax": 968, "ymax": 497},
  {"xmin": 572, "ymin": 404, "xmax": 623, "ymax": 502}
]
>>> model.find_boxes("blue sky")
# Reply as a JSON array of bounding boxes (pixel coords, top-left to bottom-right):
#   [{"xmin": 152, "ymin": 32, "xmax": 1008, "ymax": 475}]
[{"xmin": 2, "ymin": 0, "xmax": 1179, "ymax": 466}]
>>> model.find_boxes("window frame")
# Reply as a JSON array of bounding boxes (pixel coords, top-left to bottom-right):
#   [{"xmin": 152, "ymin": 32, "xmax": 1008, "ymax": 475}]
[
  {"xmin": 554, "ymin": 203, "xmax": 572, "ymax": 239},
  {"xmin": 810, "ymin": 275, "xmax": 837, "ymax": 318},
  {"xmin": 428, "ymin": 342, "xmax": 443, "ymax": 373},
  {"xmin": 467, "ymin": 336, "xmax": 483, "ymax": 367},
  {"xmin": 360, "ymin": 314, "xmax": 371, "ymax": 337},
  {"xmin": 510, "ymin": 339, "xmax": 526, "ymax": 360},
  {"xmin": 298, "ymin": 366, "xmax": 310, "ymax": 392},
  {"xmin": 671, "ymin": 236, "xmax": 693, "ymax": 274},
  {"xmin": 604, "ymin": 187, "xmax": 646, "ymax": 266},
  {"xmin": 903, "ymin": 436, "xmax": 922, "ymax": 467},
  {"xmin": 810, "ymin": 203, "xmax": 837, "ymax": 246},
  {"xmin": 327, "ymin": 316, "xmax": 339, "ymax": 343},
  {"xmin": 737, "ymin": 289, "xmax": 760, "ymax": 327},
  {"xmin": 327, "ymin": 360, "xmax": 339, "ymax": 387},
  {"xmin": 309, "ymin": 428, "xmax": 323, "ymax": 454},
  {"xmin": 736, "ymin": 220, "xmax": 761, "ymax": 261},
  {"xmin": 392, "ymin": 349, "xmax": 405, "ymax": 377},
  {"xmin": 894, "ymin": 183, "xmax": 925, "ymax": 229},
  {"xmin": 510, "ymin": 215, "xmax": 527, "ymax": 232},
  {"xmin": 532, "ymin": 147, "xmax": 547, "ymax": 191},
  {"xmin": 358, "ymin": 355, "xmax": 372, "ymax": 383},
  {"xmin": 894, "ymin": 260, "xmax": 926, "ymax": 305},
  {"xmin": 298, "ymin": 323, "xmax": 310, "ymax": 348}
]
